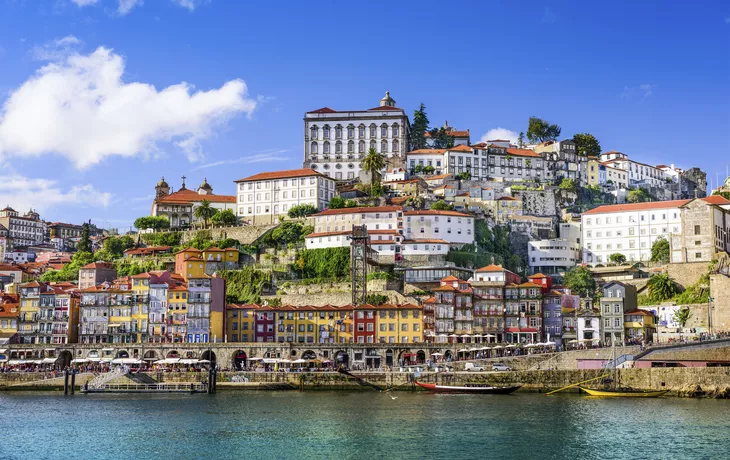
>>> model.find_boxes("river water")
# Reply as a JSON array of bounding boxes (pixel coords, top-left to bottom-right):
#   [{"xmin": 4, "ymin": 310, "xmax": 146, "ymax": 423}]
[{"xmin": 1, "ymin": 391, "xmax": 728, "ymax": 459}]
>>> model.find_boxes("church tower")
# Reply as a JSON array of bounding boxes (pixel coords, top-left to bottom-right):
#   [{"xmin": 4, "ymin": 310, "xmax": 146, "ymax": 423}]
[
  {"xmin": 379, "ymin": 91, "xmax": 396, "ymax": 107},
  {"xmin": 197, "ymin": 178, "xmax": 213, "ymax": 195},
  {"xmin": 155, "ymin": 177, "xmax": 170, "ymax": 199}
]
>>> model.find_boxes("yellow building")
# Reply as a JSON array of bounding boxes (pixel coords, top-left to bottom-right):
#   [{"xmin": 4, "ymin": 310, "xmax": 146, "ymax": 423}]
[
  {"xmin": 167, "ymin": 284, "xmax": 188, "ymax": 343},
  {"xmin": 175, "ymin": 248, "xmax": 206, "ymax": 279},
  {"xmin": 587, "ymin": 158, "xmax": 600, "ymax": 186},
  {"xmin": 131, "ymin": 273, "xmax": 151, "ymax": 343},
  {"xmin": 0, "ymin": 293, "xmax": 19, "ymax": 343},
  {"xmin": 624, "ymin": 309, "xmax": 656, "ymax": 343},
  {"xmin": 18, "ymin": 281, "xmax": 43, "ymax": 344},
  {"xmin": 226, "ymin": 304, "xmax": 257, "ymax": 342},
  {"xmin": 375, "ymin": 304, "xmax": 423, "ymax": 344}
]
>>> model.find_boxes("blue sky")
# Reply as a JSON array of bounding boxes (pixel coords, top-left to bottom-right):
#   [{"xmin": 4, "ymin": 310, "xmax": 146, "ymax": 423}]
[{"xmin": 0, "ymin": 0, "xmax": 728, "ymax": 231}]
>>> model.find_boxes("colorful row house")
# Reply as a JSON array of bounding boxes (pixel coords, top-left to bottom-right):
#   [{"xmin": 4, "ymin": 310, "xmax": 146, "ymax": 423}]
[
  {"xmin": 225, "ymin": 304, "xmax": 422, "ymax": 344},
  {"xmin": 18, "ymin": 281, "xmax": 79, "ymax": 345}
]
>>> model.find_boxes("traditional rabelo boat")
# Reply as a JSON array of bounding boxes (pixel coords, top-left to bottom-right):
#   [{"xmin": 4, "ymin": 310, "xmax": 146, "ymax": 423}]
[{"xmin": 415, "ymin": 381, "xmax": 521, "ymax": 394}]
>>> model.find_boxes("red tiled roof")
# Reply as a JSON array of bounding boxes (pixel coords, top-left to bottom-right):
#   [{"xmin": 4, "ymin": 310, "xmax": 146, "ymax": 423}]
[
  {"xmin": 506, "ymin": 148, "xmax": 542, "ymax": 158},
  {"xmin": 446, "ymin": 145, "xmax": 473, "ymax": 152},
  {"xmin": 0, "ymin": 264, "xmax": 22, "ymax": 271},
  {"xmin": 313, "ymin": 206, "xmax": 402, "ymax": 216},
  {"xmin": 309, "ymin": 107, "xmax": 338, "ymax": 113},
  {"xmin": 582, "ymin": 199, "xmax": 690, "ymax": 215},
  {"xmin": 175, "ymin": 247, "xmax": 203, "ymax": 254},
  {"xmin": 407, "ymin": 149, "xmax": 447, "ymax": 155},
  {"xmin": 518, "ymin": 282, "xmax": 542, "ymax": 288},
  {"xmin": 305, "ymin": 231, "xmax": 351, "ymax": 239},
  {"xmin": 476, "ymin": 264, "xmax": 505, "ymax": 272},
  {"xmin": 156, "ymin": 188, "xmax": 236, "ymax": 204},
  {"xmin": 498, "ymin": 196, "xmax": 519, "ymax": 201},
  {"xmin": 81, "ymin": 262, "xmax": 114, "ymax": 270},
  {"xmin": 235, "ymin": 168, "xmax": 325, "ymax": 183},
  {"xmin": 403, "ymin": 238, "xmax": 449, "ymax": 244},
  {"xmin": 404, "ymin": 210, "xmax": 471, "ymax": 217},
  {"xmin": 441, "ymin": 275, "xmax": 459, "ymax": 282},
  {"xmin": 700, "ymin": 195, "xmax": 730, "ymax": 206},
  {"xmin": 528, "ymin": 273, "xmax": 547, "ymax": 279},
  {"xmin": 425, "ymin": 174, "xmax": 452, "ymax": 180},
  {"xmin": 383, "ymin": 179, "xmax": 421, "ymax": 185},
  {"xmin": 626, "ymin": 309, "xmax": 653, "ymax": 316}
]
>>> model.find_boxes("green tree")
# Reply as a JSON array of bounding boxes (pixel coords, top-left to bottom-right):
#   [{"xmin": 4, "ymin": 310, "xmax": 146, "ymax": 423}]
[
  {"xmin": 564, "ymin": 266, "xmax": 597, "ymax": 299},
  {"xmin": 572, "ymin": 133, "xmax": 602, "ymax": 157},
  {"xmin": 559, "ymin": 178, "xmax": 577, "ymax": 193},
  {"xmin": 77, "ymin": 223, "xmax": 91, "ymax": 253},
  {"xmin": 414, "ymin": 164, "xmax": 423, "ymax": 174},
  {"xmin": 429, "ymin": 127, "xmax": 455, "ymax": 149},
  {"xmin": 627, "ymin": 189, "xmax": 651, "ymax": 203},
  {"xmin": 609, "ymin": 253, "xmax": 627, "ymax": 265},
  {"xmin": 287, "ymin": 204, "xmax": 318, "ymax": 219},
  {"xmin": 134, "ymin": 216, "xmax": 171, "ymax": 230},
  {"xmin": 361, "ymin": 147, "xmax": 385, "ymax": 196},
  {"xmin": 518, "ymin": 132, "xmax": 525, "ymax": 148},
  {"xmin": 430, "ymin": 200, "xmax": 454, "ymax": 211},
  {"xmin": 673, "ymin": 307, "xmax": 693, "ymax": 328},
  {"xmin": 40, "ymin": 251, "xmax": 95, "ymax": 282},
  {"xmin": 406, "ymin": 195, "xmax": 425, "ymax": 210},
  {"xmin": 423, "ymin": 165, "xmax": 435, "ymax": 174},
  {"xmin": 526, "ymin": 116, "xmax": 562, "ymax": 143},
  {"xmin": 344, "ymin": 199, "xmax": 358, "ymax": 208},
  {"xmin": 650, "ymin": 237, "xmax": 670, "ymax": 264},
  {"xmin": 647, "ymin": 273, "xmax": 679, "ymax": 303},
  {"xmin": 210, "ymin": 209, "xmax": 237, "ymax": 227},
  {"xmin": 193, "ymin": 200, "xmax": 217, "ymax": 228},
  {"xmin": 455, "ymin": 171, "xmax": 471, "ymax": 181},
  {"xmin": 409, "ymin": 103, "xmax": 430, "ymax": 151},
  {"xmin": 328, "ymin": 196, "xmax": 346, "ymax": 209}
]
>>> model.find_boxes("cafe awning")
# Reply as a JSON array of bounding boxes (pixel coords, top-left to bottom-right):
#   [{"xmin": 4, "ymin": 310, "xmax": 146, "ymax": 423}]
[{"xmin": 41, "ymin": 357, "xmax": 58, "ymax": 364}]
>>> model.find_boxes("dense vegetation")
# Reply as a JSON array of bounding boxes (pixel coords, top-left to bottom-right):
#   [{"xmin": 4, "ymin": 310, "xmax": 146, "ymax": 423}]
[
  {"xmin": 140, "ymin": 231, "xmax": 183, "ymax": 247},
  {"xmin": 563, "ymin": 266, "xmax": 597, "ymax": 299},
  {"xmin": 446, "ymin": 222, "xmax": 524, "ymax": 275},
  {"xmin": 220, "ymin": 267, "xmax": 272, "ymax": 304},
  {"xmin": 296, "ymin": 247, "xmax": 350, "ymax": 281},
  {"xmin": 259, "ymin": 221, "xmax": 313, "ymax": 249}
]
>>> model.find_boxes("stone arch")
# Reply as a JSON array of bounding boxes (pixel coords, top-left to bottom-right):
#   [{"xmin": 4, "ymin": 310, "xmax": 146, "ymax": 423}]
[
  {"xmin": 58, "ymin": 350, "xmax": 72, "ymax": 369},
  {"xmin": 233, "ymin": 350, "xmax": 247, "ymax": 370},
  {"xmin": 115, "ymin": 350, "xmax": 130, "ymax": 359},
  {"xmin": 166, "ymin": 350, "xmax": 180, "ymax": 359},
  {"xmin": 87, "ymin": 349, "xmax": 99, "ymax": 359},
  {"xmin": 385, "ymin": 349, "xmax": 394, "ymax": 367},
  {"xmin": 301, "ymin": 350, "xmax": 317, "ymax": 360},
  {"xmin": 444, "ymin": 350, "xmax": 453, "ymax": 361},
  {"xmin": 416, "ymin": 350, "xmax": 426, "ymax": 363},
  {"xmin": 201, "ymin": 350, "xmax": 217, "ymax": 367},
  {"xmin": 334, "ymin": 350, "xmax": 349, "ymax": 367},
  {"xmin": 143, "ymin": 350, "xmax": 159, "ymax": 363},
  {"xmin": 397, "ymin": 349, "xmax": 413, "ymax": 364}
]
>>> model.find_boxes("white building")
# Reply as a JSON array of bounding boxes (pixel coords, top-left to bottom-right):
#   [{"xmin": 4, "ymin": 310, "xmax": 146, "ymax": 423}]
[
  {"xmin": 403, "ymin": 210, "xmax": 474, "ymax": 245},
  {"xmin": 234, "ymin": 168, "xmax": 336, "ymax": 225},
  {"xmin": 528, "ymin": 238, "xmax": 581, "ymax": 275},
  {"xmin": 303, "ymin": 92, "xmax": 410, "ymax": 180},
  {"xmin": 599, "ymin": 151, "xmax": 664, "ymax": 187},
  {"xmin": 151, "ymin": 177, "xmax": 236, "ymax": 228},
  {"xmin": 425, "ymin": 121, "xmax": 470, "ymax": 147},
  {"xmin": 0, "ymin": 207, "xmax": 47, "ymax": 248},
  {"xmin": 581, "ymin": 196, "xmax": 730, "ymax": 265}
]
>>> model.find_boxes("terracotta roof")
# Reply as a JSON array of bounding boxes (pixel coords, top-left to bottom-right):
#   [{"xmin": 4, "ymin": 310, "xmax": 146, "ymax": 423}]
[
  {"xmin": 699, "ymin": 195, "xmax": 730, "ymax": 206},
  {"xmin": 475, "ymin": 264, "xmax": 506, "ymax": 272},
  {"xmin": 235, "ymin": 168, "xmax": 325, "ymax": 183},
  {"xmin": 309, "ymin": 107, "xmax": 338, "ymax": 113},
  {"xmin": 156, "ymin": 188, "xmax": 236, "ymax": 204},
  {"xmin": 404, "ymin": 210, "xmax": 471, "ymax": 217},
  {"xmin": 387, "ymin": 197, "xmax": 409, "ymax": 205},
  {"xmin": 446, "ymin": 145, "xmax": 473, "ymax": 152},
  {"xmin": 425, "ymin": 174, "xmax": 452, "ymax": 180},
  {"xmin": 368, "ymin": 230, "xmax": 400, "ymax": 235},
  {"xmin": 626, "ymin": 309, "xmax": 654, "ymax": 316},
  {"xmin": 582, "ymin": 199, "xmax": 691, "ymax": 215},
  {"xmin": 81, "ymin": 262, "xmax": 114, "ymax": 270},
  {"xmin": 440, "ymin": 275, "xmax": 459, "ymax": 282},
  {"xmin": 505, "ymin": 148, "xmax": 542, "ymax": 158},
  {"xmin": 371, "ymin": 239, "xmax": 396, "ymax": 245},
  {"xmin": 498, "ymin": 196, "xmax": 519, "ymax": 201},
  {"xmin": 383, "ymin": 179, "xmax": 421, "ymax": 185},
  {"xmin": 518, "ymin": 282, "xmax": 542, "ymax": 288},
  {"xmin": 175, "ymin": 247, "xmax": 203, "ymax": 254},
  {"xmin": 0, "ymin": 264, "xmax": 22, "ymax": 271},
  {"xmin": 313, "ymin": 206, "xmax": 402, "ymax": 216},
  {"xmin": 407, "ymin": 149, "xmax": 447, "ymax": 155},
  {"xmin": 433, "ymin": 284, "xmax": 457, "ymax": 292}
]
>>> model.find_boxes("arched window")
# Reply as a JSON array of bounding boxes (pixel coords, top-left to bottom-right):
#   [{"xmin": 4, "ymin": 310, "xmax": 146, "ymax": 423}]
[
  {"xmin": 335, "ymin": 125, "xmax": 343, "ymax": 139},
  {"xmin": 381, "ymin": 140, "xmax": 388, "ymax": 153},
  {"xmin": 310, "ymin": 125, "xmax": 318, "ymax": 140},
  {"xmin": 381, "ymin": 124, "xmax": 388, "ymax": 137},
  {"xmin": 323, "ymin": 141, "xmax": 330, "ymax": 154},
  {"xmin": 347, "ymin": 140, "xmax": 354, "ymax": 153},
  {"xmin": 370, "ymin": 140, "xmax": 376, "ymax": 152},
  {"xmin": 323, "ymin": 125, "xmax": 330, "ymax": 139},
  {"xmin": 369, "ymin": 124, "xmax": 376, "ymax": 138},
  {"xmin": 347, "ymin": 125, "xmax": 355, "ymax": 139},
  {"xmin": 392, "ymin": 124, "xmax": 399, "ymax": 137},
  {"xmin": 335, "ymin": 141, "xmax": 342, "ymax": 154},
  {"xmin": 311, "ymin": 142, "xmax": 318, "ymax": 154},
  {"xmin": 358, "ymin": 140, "xmax": 365, "ymax": 153},
  {"xmin": 392, "ymin": 139, "xmax": 399, "ymax": 153},
  {"xmin": 358, "ymin": 125, "xmax": 365, "ymax": 138}
]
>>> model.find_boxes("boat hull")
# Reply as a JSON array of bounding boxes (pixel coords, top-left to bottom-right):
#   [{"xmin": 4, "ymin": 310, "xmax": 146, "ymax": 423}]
[
  {"xmin": 579, "ymin": 387, "xmax": 668, "ymax": 398},
  {"xmin": 415, "ymin": 381, "xmax": 521, "ymax": 394}
]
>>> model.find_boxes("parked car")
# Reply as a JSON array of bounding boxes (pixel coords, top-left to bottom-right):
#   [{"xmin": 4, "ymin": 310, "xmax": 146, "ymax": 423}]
[
  {"xmin": 492, "ymin": 363, "xmax": 512, "ymax": 371},
  {"xmin": 464, "ymin": 363, "xmax": 485, "ymax": 372}
]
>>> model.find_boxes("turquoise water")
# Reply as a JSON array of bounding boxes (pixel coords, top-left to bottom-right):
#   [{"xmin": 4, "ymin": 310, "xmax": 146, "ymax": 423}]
[{"xmin": 1, "ymin": 391, "xmax": 728, "ymax": 459}]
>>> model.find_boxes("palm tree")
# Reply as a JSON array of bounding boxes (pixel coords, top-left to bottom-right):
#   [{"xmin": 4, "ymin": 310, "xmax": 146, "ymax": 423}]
[
  {"xmin": 361, "ymin": 147, "xmax": 385, "ymax": 197},
  {"xmin": 647, "ymin": 273, "xmax": 678, "ymax": 303},
  {"xmin": 673, "ymin": 307, "xmax": 693, "ymax": 328},
  {"xmin": 194, "ymin": 199, "xmax": 216, "ymax": 228}
]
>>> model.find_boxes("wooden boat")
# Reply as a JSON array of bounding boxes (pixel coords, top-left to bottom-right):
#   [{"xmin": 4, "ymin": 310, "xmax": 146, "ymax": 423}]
[
  {"xmin": 579, "ymin": 387, "xmax": 668, "ymax": 398},
  {"xmin": 415, "ymin": 381, "xmax": 521, "ymax": 394}
]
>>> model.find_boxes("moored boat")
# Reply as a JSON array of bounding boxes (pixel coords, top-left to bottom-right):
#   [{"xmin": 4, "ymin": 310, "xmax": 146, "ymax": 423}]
[
  {"xmin": 415, "ymin": 381, "xmax": 521, "ymax": 394},
  {"xmin": 579, "ymin": 387, "xmax": 668, "ymax": 398}
]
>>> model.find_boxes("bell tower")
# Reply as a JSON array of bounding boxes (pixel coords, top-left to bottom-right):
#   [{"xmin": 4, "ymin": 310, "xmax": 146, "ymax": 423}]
[{"xmin": 155, "ymin": 177, "xmax": 170, "ymax": 199}]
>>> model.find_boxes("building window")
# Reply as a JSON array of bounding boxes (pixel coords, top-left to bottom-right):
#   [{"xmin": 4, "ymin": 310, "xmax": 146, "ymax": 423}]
[
  {"xmin": 381, "ymin": 140, "xmax": 388, "ymax": 153},
  {"xmin": 695, "ymin": 225, "xmax": 701, "ymax": 235}
]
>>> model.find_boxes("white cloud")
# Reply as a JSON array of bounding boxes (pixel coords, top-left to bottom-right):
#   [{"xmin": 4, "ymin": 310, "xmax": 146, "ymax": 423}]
[
  {"xmin": 70, "ymin": 0, "xmax": 99, "ymax": 6},
  {"xmin": 172, "ymin": 0, "xmax": 204, "ymax": 11},
  {"xmin": 31, "ymin": 35, "xmax": 82, "ymax": 61},
  {"xmin": 621, "ymin": 84, "xmax": 655, "ymax": 102},
  {"xmin": 480, "ymin": 128, "xmax": 519, "ymax": 145},
  {"xmin": 191, "ymin": 149, "xmax": 290, "ymax": 171},
  {"xmin": 0, "ymin": 174, "xmax": 112, "ymax": 214},
  {"xmin": 725, "ymin": 17, "xmax": 730, "ymax": 24},
  {"xmin": 541, "ymin": 6, "xmax": 557, "ymax": 24},
  {"xmin": 0, "ymin": 46, "xmax": 257, "ymax": 169},
  {"xmin": 117, "ymin": 0, "xmax": 143, "ymax": 15}
]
